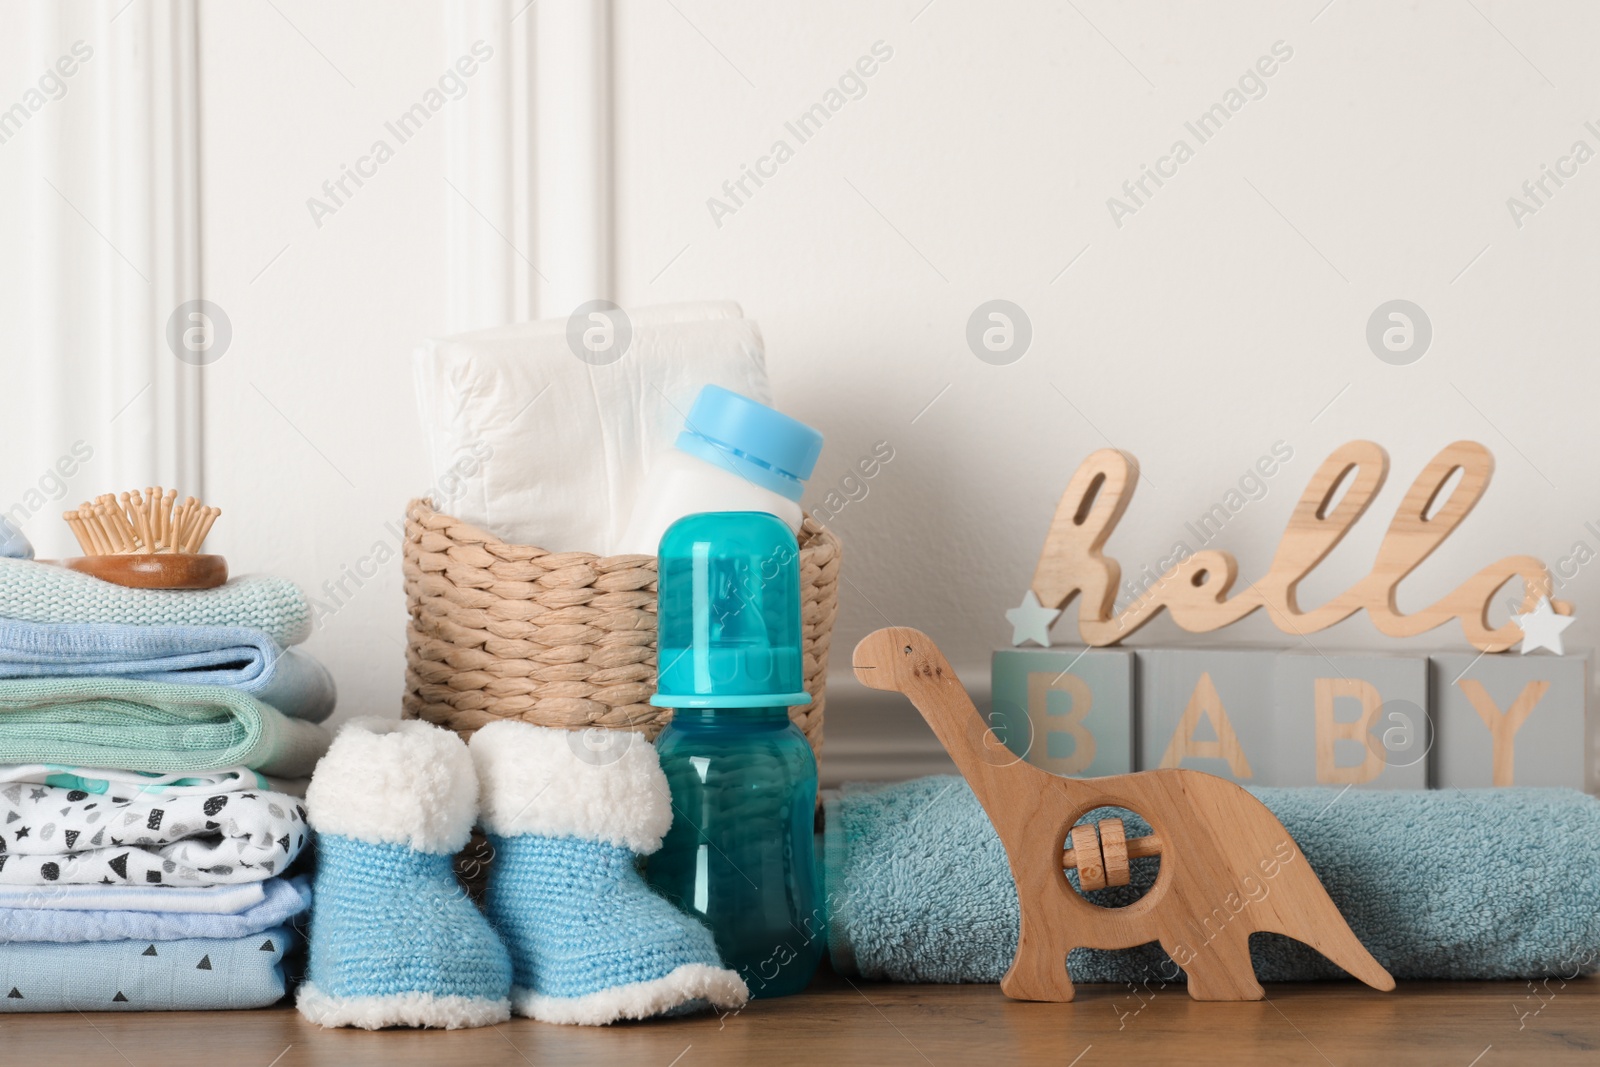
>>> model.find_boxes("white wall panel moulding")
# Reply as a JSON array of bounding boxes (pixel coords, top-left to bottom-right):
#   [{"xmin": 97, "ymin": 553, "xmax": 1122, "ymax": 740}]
[
  {"xmin": 28, "ymin": 0, "xmax": 202, "ymax": 524},
  {"xmin": 444, "ymin": 0, "xmax": 613, "ymax": 333}
]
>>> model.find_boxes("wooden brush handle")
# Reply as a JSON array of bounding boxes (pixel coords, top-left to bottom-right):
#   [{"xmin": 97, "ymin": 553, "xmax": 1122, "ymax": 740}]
[{"xmin": 61, "ymin": 554, "xmax": 227, "ymax": 589}]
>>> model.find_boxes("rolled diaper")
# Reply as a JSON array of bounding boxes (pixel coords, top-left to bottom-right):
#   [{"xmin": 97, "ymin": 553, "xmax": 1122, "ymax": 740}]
[
  {"xmin": 825, "ymin": 777, "xmax": 1600, "ymax": 983},
  {"xmin": 413, "ymin": 301, "xmax": 771, "ymax": 554}
]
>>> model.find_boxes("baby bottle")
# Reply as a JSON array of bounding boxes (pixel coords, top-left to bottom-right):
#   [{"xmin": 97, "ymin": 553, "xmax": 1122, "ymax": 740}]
[{"xmin": 645, "ymin": 511, "xmax": 823, "ymax": 998}]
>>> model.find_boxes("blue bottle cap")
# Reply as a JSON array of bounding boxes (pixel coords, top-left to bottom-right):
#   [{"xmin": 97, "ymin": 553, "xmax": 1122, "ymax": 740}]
[
  {"xmin": 674, "ymin": 385, "xmax": 823, "ymax": 503},
  {"xmin": 650, "ymin": 511, "xmax": 812, "ymax": 709}
]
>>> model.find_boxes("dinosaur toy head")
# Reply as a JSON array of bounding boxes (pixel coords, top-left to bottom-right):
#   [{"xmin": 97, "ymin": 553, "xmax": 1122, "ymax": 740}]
[
  {"xmin": 852, "ymin": 627, "xmax": 955, "ymax": 691},
  {"xmin": 851, "ymin": 627, "xmax": 904, "ymax": 690}
]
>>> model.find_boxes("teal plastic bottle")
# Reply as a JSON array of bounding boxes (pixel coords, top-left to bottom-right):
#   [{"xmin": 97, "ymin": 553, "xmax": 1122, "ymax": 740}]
[{"xmin": 646, "ymin": 511, "xmax": 824, "ymax": 998}]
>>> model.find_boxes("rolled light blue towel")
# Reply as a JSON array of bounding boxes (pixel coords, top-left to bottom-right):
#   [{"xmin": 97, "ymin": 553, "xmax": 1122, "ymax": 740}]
[
  {"xmin": 0, "ymin": 619, "xmax": 335, "ymax": 722},
  {"xmin": 824, "ymin": 776, "xmax": 1600, "ymax": 983},
  {"xmin": 0, "ymin": 558, "xmax": 311, "ymax": 647}
]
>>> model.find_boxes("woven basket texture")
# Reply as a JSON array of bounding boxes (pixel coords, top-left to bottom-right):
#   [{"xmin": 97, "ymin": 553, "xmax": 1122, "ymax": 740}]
[{"xmin": 401, "ymin": 497, "xmax": 840, "ymax": 764}]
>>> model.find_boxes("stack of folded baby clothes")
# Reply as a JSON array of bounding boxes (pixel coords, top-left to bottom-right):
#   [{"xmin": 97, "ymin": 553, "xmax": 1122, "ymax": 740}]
[{"xmin": 0, "ymin": 556, "xmax": 332, "ymax": 1011}]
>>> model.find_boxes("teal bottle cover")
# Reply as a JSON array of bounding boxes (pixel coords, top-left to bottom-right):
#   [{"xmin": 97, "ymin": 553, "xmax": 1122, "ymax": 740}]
[{"xmin": 650, "ymin": 511, "xmax": 812, "ymax": 709}]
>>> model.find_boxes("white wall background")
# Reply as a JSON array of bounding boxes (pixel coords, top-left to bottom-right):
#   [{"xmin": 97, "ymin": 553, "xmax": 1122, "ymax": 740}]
[{"xmin": 3, "ymin": 0, "xmax": 1597, "ymax": 782}]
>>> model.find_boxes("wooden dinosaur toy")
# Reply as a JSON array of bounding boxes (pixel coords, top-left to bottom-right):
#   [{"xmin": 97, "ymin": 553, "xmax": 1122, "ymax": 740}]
[{"xmin": 852, "ymin": 626, "xmax": 1396, "ymax": 1002}]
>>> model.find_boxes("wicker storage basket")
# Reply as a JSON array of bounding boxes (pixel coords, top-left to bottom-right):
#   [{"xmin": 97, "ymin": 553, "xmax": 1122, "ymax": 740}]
[{"xmin": 401, "ymin": 497, "xmax": 840, "ymax": 763}]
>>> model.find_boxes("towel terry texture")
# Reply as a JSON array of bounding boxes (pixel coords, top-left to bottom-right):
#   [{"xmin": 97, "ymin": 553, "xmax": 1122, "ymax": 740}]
[
  {"xmin": 0, "ymin": 876, "xmax": 309, "ymax": 943},
  {"xmin": 824, "ymin": 777, "xmax": 1600, "ymax": 983},
  {"xmin": 0, "ymin": 781, "xmax": 308, "ymax": 886},
  {"xmin": 0, "ymin": 619, "xmax": 335, "ymax": 721},
  {"xmin": 0, "ymin": 559, "xmax": 311, "ymax": 647},
  {"xmin": 0, "ymin": 925, "xmax": 295, "ymax": 1010},
  {"xmin": 0, "ymin": 678, "xmax": 329, "ymax": 777}
]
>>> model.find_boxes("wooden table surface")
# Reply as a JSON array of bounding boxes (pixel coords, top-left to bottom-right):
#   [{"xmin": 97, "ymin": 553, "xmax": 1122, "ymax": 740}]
[{"xmin": 2, "ymin": 971, "xmax": 1593, "ymax": 1066}]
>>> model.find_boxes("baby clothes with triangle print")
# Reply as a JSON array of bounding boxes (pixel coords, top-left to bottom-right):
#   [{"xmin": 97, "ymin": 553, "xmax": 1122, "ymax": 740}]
[{"xmin": 0, "ymin": 782, "xmax": 308, "ymax": 886}]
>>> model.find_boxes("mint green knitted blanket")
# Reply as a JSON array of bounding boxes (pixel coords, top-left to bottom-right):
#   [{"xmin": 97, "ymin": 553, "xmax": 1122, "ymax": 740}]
[
  {"xmin": 0, "ymin": 559, "xmax": 312, "ymax": 647},
  {"xmin": 0, "ymin": 679, "xmax": 329, "ymax": 777}
]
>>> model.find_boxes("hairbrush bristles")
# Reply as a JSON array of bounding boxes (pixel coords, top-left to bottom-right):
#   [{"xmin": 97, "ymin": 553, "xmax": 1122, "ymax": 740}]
[{"xmin": 64, "ymin": 489, "xmax": 220, "ymax": 556}]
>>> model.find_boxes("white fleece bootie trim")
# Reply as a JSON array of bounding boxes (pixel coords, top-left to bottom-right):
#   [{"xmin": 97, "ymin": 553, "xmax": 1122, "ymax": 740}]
[
  {"xmin": 305, "ymin": 716, "xmax": 478, "ymax": 854},
  {"xmin": 512, "ymin": 963, "xmax": 750, "ymax": 1026},
  {"xmin": 469, "ymin": 721, "xmax": 672, "ymax": 853},
  {"xmin": 297, "ymin": 982, "xmax": 510, "ymax": 1030}
]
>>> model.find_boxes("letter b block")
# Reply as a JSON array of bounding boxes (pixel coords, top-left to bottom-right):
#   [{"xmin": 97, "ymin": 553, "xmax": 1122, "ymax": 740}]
[
  {"xmin": 989, "ymin": 648, "xmax": 1134, "ymax": 776},
  {"xmin": 1271, "ymin": 652, "xmax": 1429, "ymax": 788}
]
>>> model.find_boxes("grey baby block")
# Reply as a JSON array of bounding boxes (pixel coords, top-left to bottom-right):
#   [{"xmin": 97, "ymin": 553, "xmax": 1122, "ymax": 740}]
[
  {"xmin": 988, "ymin": 648, "xmax": 1134, "ymax": 777},
  {"xmin": 1271, "ymin": 652, "xmax": 1429, "ymax": 789},
  {"xmin": 1431, "ymin": 652, "xmax": 1588, "ymax": 789},
  {"xmin": 984, "ymin": 643, "xmax": 1585, "ymax": 789},
  {"xmin": 1135, "ymin": 648, "xmax": 1275, "ymax": 784}
]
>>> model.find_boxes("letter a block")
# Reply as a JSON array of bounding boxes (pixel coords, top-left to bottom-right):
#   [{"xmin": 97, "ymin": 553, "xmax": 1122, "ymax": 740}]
[
  {"xmin": 1136, "ymin": 649, "xmax": 1275, "ymax": 782},
  {"xmin": 989, "ymin": 648, "xmax": 1134, "ymax": 776},
  {"xmin": 1431, "ymin": 653, "xmax": 1589, "ymax": 788},
  {"xmin": 1271, "ymin": 653, "xmax": 1429, "ymax": 788}
]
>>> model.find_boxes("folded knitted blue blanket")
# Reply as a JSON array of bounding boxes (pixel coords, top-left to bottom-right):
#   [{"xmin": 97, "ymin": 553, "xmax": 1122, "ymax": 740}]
[
  {"xmin": 0, "ymin": 619, "xmax": 334, "ymax": 722},
  {"xmin": 0, "ymin": 558, "xmax": 311, "ymax": 647},
  {"xmin": 0, "ymin": 876, "xmax": 309, "ymax": 942},
  {"xmin": 825, "ymin": 776, "xmax": 1600, "ymax": 983},
  {"xmin": 0, "ymin": 926, "xmax": 296, "ymax": 1010}
]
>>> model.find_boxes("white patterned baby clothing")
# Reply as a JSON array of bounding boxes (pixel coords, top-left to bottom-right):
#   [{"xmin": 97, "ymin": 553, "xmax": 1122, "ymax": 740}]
[{"xmin": 0, "ymin": 782, "xmax": 308, "ymax": 886}]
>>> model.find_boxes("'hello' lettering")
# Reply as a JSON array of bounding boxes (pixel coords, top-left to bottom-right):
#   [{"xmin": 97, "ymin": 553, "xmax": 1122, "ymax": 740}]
[{"xmin": 1030, "ymin": 440, "xmax": 1570, "ymax": 652}]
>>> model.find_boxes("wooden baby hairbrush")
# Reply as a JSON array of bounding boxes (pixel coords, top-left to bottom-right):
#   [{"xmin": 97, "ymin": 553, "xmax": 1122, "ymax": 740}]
[{"xmin": 60, "ymin": 488, "xmax": 226, "ymax": 589}]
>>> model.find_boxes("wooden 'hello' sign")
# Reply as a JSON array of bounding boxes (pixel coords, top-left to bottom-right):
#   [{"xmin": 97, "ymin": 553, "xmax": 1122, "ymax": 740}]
[{"xmin": 1032, "ymin": 440, "xmax": 1571, "ymax": 652}]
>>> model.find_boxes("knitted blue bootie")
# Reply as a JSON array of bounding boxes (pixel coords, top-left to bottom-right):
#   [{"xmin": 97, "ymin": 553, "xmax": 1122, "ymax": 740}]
[
  {"xmin": 298, "ymin": 717, "xmax": 512, "ymax": 1029},
  {"xmin": 471, "ymin": 721, "xmax": 748, "ymax": 1025}
]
